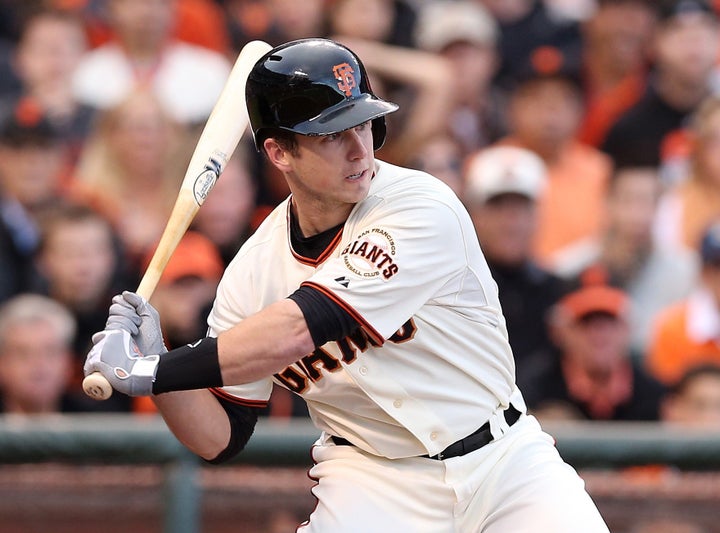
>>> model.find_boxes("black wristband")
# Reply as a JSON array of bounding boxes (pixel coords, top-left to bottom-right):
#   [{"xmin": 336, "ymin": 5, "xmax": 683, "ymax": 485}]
[{"xmin": 152, "ymin": 337, "xmax": 224, "ymax": 394}]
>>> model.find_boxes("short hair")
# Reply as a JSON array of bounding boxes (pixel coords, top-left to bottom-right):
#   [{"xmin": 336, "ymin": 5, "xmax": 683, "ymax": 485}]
[
  {"xmin": 0, "ymin": 294, "xmax": 76, "ymax": 351},
  {"xmin": 37, "ymin": 203, "xmax": 113, "ymax": 252},
  {"xmin": 264, "ymin": 128, "xmax": 299, "ymax": 156}
]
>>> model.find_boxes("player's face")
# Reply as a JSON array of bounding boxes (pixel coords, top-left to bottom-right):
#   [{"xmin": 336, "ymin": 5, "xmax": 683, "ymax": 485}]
[{"xmin": 274, "ymin": 121, "xmax": 375, "ymax": 213}]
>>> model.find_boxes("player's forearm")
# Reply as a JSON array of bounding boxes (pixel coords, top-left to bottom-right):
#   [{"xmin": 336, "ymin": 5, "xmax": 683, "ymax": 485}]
[
  {"xmin": 152, "ymin": 389, "xmax": 232, "ymax": 460},
  {"xmin": 217, "ymin": 298, "xmax": 314, "ymax": 385},
  {"xmin": 89, "ymin": 298, "xmax": 314, "ymax": 397}
]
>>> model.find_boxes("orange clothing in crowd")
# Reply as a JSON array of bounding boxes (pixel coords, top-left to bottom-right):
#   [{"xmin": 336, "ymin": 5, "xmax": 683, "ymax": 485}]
[
  {"xmin": 523, "ymin": 140, "xmax": 612, "ymax": 266},
  {"xmin": 174, "ymin": 0, "xmax": 231, "ymax": 55},
  {"xmin": 577, "ymin": 71, "xmax": 646, "ymax": 147},
  {"xmin": 82, "ymin": 0, "xmax": 231, "ymax": 54},
  {"xmin": 647, "ymin": 299, "xmax": 720, "ymax": 385}
]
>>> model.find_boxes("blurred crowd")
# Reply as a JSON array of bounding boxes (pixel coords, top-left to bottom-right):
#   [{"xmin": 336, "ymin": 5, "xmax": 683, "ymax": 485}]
[{"xmin": 1, "ymin": 0, "xmax": 720, "ymax": 438}]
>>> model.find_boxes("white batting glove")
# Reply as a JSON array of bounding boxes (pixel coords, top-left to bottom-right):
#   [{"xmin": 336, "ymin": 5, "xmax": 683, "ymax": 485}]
[
  {"xmin": 83, "ymin": 329, "xmax": 160, "ymax": 397},
  {"xmin": 106, "ymin": 291, "xmax": 167, "ymax": 356}
]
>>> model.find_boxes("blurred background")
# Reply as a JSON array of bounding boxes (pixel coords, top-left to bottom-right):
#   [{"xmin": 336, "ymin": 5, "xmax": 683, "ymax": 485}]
[{"xmin": 2, "ymin": 0, "xmax": 720, "ymax": 531}]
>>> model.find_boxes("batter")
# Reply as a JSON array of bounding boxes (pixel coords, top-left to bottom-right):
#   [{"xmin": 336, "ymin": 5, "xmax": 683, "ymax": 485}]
[{"xmin": 85, "ymin": 38, "xmax": 609, "ymax": 532}]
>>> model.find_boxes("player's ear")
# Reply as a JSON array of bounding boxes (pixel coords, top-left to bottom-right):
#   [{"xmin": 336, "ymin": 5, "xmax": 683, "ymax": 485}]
[{"xmin": 263, "ymin": 138, "xmax": 293, "ymax": 172}]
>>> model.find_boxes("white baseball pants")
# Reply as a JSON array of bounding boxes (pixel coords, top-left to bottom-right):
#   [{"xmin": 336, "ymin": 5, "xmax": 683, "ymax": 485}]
[{"xmin": 297, "ymin": 415, "xmax": 610, "ymax": 533}]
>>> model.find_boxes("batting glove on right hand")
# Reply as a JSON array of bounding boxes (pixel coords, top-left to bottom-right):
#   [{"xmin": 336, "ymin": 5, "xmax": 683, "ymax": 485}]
[
  {"xmin": 105, "ymin": 291, "xmax": 168, "ymax": 355},
  {"xmin": 84, "ymin": 329, "xmax": 159, "ymax": 397}
]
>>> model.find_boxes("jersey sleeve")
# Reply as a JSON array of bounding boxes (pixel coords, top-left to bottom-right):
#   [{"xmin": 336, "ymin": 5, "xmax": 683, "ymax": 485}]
[{"xmin": 305, "ymin": 189, "xmax": 487, "ymax": 341}]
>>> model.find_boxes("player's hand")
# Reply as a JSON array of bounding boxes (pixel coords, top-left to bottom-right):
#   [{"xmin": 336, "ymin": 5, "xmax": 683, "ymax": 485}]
[
  {"xmin": 83, "ymin": 329, "xmax": 159, "ymax": 397},
  {"xmin": 106, "ymin": 291, "xmax": 167, "ymax": 355}
]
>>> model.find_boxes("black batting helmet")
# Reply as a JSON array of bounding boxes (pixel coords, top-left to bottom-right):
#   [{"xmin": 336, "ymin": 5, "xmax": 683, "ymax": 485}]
[{"xmin": 246, "ymin": 38, "xmax": 399, "ymax": 151}]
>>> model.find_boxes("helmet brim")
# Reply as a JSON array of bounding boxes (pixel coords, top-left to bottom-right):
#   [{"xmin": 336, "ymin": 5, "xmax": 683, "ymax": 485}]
[{"xmin": 291, "ymin": 94, "xmax": 399, "ymax": 136}]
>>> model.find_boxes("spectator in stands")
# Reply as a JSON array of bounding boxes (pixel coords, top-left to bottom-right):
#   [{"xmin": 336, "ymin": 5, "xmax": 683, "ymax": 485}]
[
  {"xmin": 480, "ymin": 0, "xmax": 584, "ymax": 91},
  {"xmin": 463, "ymin": 145, "xmax": 567, "ymax": 393},
  {"xmin": 327, "ymin": 0, "xmax": 418, "ymax": 48},
  {"xmin": 71, "ymin": 88, "xmax": 191, "ymax": 272},
  {"xmin": 654, "ymin": 96, "xmax": 720, "ymax": 254},
  {"xmin": 191, "ymin": 151, "xmax": 258, "ymax": 267},
  {"xmin": 406, "ymin": 133, "xmax": 465, "ymax": 196},
  {"xmin": 264, "ymin": 0, "xmax": 328, "ymax": 46},
  {"xmin": 525, "ymin": 277, "xmax": 667, "ymax": 421},
  {"xmin": 661, "ymin": 363, "xmax": 720, "ymax": 427},
  {"xmin": 552, "ymin": 165, "xmax": 698, "ymax": 356},
  {"xmin": 54, "ymin": 0, "xmax": 230, "ymax": 54},
  {"xmin": 413, "ymin": 0, "xmax": 506, "ymax": 158},
  {"xmin": 578, "ymin": 0, "xmax": 657, "ymax": 147},
  {"xmin": 0, "ymin": 293, "xmax": 80, "ymax": 414},
  {"xmin": 647, "ymin": 220, "xmax": 720, "ymax": 385},
  {"xmin": 500, "ymin": 45, "xmax": 612, "ymax": 267},
  {"xmin": 35, "ymin": 203, "xmax": 132, "ymax": 412},
  {"xmin": 35, "ymin": 204, "xmax": 125, "ymax": 351},
  {"xmin": 0, "ymin": 100, "xmax": 67, "ymax": 303},
  {"xmin": 71, "ymin": 0, "xmax": 231, "ymax": 125},
  {"xmin": 601, "ymin": 0, "xmax": 719, "ymax": 174},
  {"xmin": 222, "ymin": 0, "xmax": 325, "ymax": 51},
  {"xmin": 4, "ymin": 7, "xmax": 93, "ymax": 166}
]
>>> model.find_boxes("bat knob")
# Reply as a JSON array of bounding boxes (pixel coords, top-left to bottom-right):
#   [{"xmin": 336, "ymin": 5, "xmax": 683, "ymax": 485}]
[{"xmin": 83, "ymin": 372, "xmax": 113, "ymax": 400}]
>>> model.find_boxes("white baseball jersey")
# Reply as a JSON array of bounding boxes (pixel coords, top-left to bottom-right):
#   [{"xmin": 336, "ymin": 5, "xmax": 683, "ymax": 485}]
[{"xmin": 207, "ymin": 159, "xmax": 518, "ymax": 459}]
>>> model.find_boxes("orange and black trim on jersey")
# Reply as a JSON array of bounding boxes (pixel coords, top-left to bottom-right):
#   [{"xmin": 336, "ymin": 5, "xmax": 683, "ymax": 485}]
[
  {"xmin": 292, "ymin": 228, "xmax": 343, "ymax": 266},
  {"xmin": 301, "ymin": 280, "xmax": 385, "ymax": 346},
  {"xmin": 210, "ymin": 387, "xmax": 269, "ymax": 408},
  {"xmin": 286, "ymin": 204, "xmax": 344, "ymax": 267}
]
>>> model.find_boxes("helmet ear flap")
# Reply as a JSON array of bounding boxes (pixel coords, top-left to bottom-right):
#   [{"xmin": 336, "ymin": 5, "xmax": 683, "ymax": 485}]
[{"xmin": 372, "ymin": 117, "xmax": 387, "ymax": 151}]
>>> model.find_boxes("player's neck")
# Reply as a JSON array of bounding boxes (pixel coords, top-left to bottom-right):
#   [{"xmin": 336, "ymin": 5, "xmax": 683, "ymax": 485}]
[{"xmin": 290, "ymin": 198, "xmax": 352, "ymax": 237}]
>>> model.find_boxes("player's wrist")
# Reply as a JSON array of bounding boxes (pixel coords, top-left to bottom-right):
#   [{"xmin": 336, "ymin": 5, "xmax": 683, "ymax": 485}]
[{"xmin": 152, "ymin": 337, "xmax": 223, "ymax": 394}]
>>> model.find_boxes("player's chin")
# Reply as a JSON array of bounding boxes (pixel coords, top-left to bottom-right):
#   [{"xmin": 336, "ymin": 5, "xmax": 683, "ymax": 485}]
[{"xmin": 342, "ymin": 171, "xmax": 371, "ymax": 199}]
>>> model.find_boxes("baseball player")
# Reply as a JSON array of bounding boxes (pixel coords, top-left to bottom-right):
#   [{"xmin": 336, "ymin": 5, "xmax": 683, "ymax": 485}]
[{"xmin": 85, "ymin": 38, "xmax": 610, "ymax": 532}]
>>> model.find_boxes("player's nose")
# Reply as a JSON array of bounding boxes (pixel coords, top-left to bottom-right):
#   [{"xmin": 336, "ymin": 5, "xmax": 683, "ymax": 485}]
[{"xmin": 345, "ymin": 128, "xmax": 369, "ymax": 160}]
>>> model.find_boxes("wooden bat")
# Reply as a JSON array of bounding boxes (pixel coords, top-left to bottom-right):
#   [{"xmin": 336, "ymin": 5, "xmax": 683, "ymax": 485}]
[{"xmin": 82, "ymin": 40, "xmax": 272, "ymax": 401}]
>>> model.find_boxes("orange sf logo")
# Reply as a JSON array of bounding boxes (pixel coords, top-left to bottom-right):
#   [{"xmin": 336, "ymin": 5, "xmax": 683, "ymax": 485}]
[{"xmin": 333, "ymin": 62, "xmax": 356, "ymax": 97}]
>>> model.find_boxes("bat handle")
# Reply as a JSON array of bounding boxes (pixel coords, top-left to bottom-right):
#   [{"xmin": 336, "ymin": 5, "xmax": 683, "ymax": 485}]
[
  {"xmin": 82, "ymin": 372, "xmax": 113, "ymax": 401},
  {"xmin": 82, "ymin": 274, "xmax": 158, "ymax": 400}
]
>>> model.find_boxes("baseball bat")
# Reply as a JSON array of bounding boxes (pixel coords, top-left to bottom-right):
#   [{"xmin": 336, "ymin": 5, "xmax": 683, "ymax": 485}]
[{"xmin": 82, "ymin": 40, "xmax": 272, "ymax": 401}]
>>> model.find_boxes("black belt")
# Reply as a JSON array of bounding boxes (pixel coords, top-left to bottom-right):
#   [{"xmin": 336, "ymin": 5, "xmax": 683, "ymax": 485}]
[{"xmin": 330, "ymin": 404, "xmax": 522, "ymax": 461}]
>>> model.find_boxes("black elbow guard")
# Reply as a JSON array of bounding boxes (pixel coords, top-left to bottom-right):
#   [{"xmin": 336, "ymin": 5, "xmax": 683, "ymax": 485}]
[{"xmin": 205, "ymin": 397, "xmax": 260, "ymax": 465}]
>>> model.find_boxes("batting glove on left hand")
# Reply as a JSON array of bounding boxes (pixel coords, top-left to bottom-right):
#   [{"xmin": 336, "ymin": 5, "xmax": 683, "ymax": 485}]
[{"xmin": 83, "ymin": 329, "xmax": 160, "ymax": 397}]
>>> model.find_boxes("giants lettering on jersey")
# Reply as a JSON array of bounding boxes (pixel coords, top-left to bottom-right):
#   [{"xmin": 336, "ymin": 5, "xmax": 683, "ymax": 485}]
[
  {"xmin": 341, "ymin": 227, "xmax": 399, "ymax": 280},
  {"xmin": 274, "ymin": 318, "xmax": 417, "ymax": 393}
]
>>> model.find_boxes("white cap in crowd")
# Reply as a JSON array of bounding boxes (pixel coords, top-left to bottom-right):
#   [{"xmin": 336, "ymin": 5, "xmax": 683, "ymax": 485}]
[
  {"xmin": 463, "ymin": 145, "xmax": 547, "ymax": 204},
  {"xmin": 414, "ymin": 0, "xmax": 498, "ymax": 53}
]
